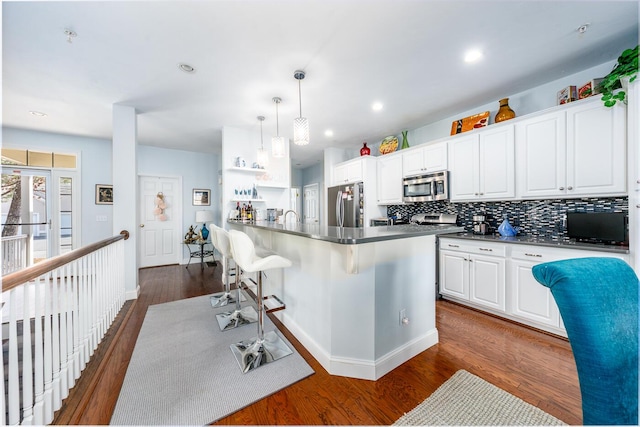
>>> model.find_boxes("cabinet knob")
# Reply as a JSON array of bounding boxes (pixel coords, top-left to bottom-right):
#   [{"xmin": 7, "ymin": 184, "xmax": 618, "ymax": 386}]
[
  {"xmin": 567, "ymin": 186, "xmax": 573, "ymax": 190},
  {"xmin": 559, "ymin": 187, "xmax": 565, "ymax": 191},
  {"xmin": 140, "ymin": 224, "xmax": 145, "ymax": 228},
  {"xmin": 474, "ymin": 193, "xmax": 479, "ymax": 196}
]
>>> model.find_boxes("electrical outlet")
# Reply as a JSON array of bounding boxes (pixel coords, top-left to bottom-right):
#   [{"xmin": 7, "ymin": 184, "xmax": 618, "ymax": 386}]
[{"xmin": 399, "ymin": 309, "xmax": 406, "ymax": 326}]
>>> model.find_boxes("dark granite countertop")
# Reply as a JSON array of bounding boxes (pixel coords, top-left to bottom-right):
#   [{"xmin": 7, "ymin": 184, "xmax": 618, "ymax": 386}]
[
  {"xmin": 228, "ymin": 220, "xmax": 464, "ymax": 244},
  {"xmin": 438, "ymin": 232, "xmax": 630, "ymax": 254}
]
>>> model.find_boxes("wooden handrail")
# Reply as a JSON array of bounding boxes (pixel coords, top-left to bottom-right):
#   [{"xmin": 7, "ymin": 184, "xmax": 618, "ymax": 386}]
[{"xmin": 1, "ymin": 230, "xmax": 130, "ymax": 292}]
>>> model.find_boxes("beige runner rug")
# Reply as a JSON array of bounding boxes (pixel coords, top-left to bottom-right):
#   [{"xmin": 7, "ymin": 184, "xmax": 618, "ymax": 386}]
[{"xmin": 394, "ymin": 370, "xmax": 566, "ymax": 426}]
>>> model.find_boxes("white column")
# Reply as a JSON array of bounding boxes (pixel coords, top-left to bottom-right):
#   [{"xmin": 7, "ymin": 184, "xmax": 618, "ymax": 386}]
[
  {"xmin": 112, "ymin": 104, "xmax": 139, "ymax": 298},
  {"xmin": 628, "ymin": 79, "xmax": 639, "ymax": 273}
]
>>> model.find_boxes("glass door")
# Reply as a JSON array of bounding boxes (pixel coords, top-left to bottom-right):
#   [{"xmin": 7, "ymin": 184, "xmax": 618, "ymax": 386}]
[{"xmin": 1, "ymin": 167, "xmax": 52, "ymax": 271}]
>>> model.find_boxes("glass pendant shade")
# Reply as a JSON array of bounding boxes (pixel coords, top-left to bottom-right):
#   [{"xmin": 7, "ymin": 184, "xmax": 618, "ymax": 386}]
[
  {"xmin": 293, "ymin": 117, "xmax": 309, "ymax": 146},
  {"xmin": 272, "ymin": 136, "xmax": 286, "ymax": 158}
]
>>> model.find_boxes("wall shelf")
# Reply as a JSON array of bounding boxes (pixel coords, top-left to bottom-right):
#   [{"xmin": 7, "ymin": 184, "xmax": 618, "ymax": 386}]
[
  {"xmin": 256, "ymin": 183, "xmax": 288, "ymax": 189},
  {"xmin": 230, "ymin": 198, "xmax": 265, "ymax": 203},
  {"xmin": 228, "ymin": 167, "xmax": 266, "ymax": 173}
]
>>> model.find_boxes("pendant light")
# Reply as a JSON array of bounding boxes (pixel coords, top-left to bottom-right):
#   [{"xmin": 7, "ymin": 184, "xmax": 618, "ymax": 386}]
[
  {"xmin": 256, "ymin": 116, "xmax": 268, "ymax": 168},
  {"xmin": 293, "ymin": 70, "xmax": 309, "ymax": 146},
  {"xmin": 271, "ymin": 97, "xmax": 286, "ymax": 158}
]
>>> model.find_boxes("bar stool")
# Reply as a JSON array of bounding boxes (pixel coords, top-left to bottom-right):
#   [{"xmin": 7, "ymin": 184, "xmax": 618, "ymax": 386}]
[
  {"xmin": 227, "ymin": 229, "xmax": 293, "ymax": 373},
  {"xmin": 210, "ymin": 225, "xmax": 257, "ymax": 331},
  {"xmin": 209, "ymin": 224, "xmax": 246, "ymax": 308}
]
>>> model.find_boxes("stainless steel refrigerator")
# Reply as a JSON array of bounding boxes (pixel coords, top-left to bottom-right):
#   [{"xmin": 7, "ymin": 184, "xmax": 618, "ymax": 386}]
[{"xmin": 327, "ymin": 182, "xmax": 364, "ymax": 227}]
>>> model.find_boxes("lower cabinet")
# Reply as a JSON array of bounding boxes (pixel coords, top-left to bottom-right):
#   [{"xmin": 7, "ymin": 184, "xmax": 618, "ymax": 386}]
[
  {"xmin": 438, "ymin": 237, "xmax": 630, "ymax": 337},
  {"xmin": 439, "ymin": 240, "xmax": 506, "ymax": 312}
]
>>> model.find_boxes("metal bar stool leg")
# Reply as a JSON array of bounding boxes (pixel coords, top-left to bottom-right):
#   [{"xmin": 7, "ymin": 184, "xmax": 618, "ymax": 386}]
[
  {"xmin": 210, "ymin": 256, "xmax": 246, "ymax": 307},
  {"xmin": 215, "ymin": 263, "xmax": 257, "ymax": 331},
  {"xmin": 230, "ymin": 271, "xmax": 292, "ymax": 373}
]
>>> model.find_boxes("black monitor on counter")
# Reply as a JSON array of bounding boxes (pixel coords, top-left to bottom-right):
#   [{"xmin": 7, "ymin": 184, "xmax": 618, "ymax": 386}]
[{"xmin": 566, "ymin": 212, "xmax": 628, "ymax": 245}]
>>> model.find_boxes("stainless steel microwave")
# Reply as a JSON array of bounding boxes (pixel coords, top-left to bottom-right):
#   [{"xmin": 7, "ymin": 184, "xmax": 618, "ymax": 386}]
[{"xmin": 403, "ymin": 171, "xmax": 449, "ymax": 203}]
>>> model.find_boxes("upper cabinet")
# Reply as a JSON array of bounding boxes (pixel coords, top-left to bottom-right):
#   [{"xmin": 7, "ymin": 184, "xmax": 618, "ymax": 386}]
[
  {"xmin": 449, "ymin": 125, "xmax": 515, "ymax": 201},
  {"xmin": 402, "ymin": 141, "xmax": 448, "ymax": 177},
  {"xmin": 333, "ymin": 157, "xmax": 366, "ymax": 185},
  {"xmin": 377, "ymin": 154, "xmax": 403, "ymax": 205},
  {"xmin": 516, "ymin": 97, "xmax": 626, "ymax": 199}
]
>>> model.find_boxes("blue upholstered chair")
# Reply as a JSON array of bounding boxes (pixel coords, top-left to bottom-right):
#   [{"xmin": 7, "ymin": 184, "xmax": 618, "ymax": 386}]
[{"xmin": 532, "ymin": 257, "xmax": 639, "ymax": 425}]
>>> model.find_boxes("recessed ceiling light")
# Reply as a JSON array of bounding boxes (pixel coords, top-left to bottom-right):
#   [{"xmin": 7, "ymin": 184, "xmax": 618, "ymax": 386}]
[
  {"xmin": 178, "ymin": 63, "xmax": 196, "ymax": 73},
  {"xmin": 324, "ymin": 129, "xmax": 334, "ymax": 137},
  {"xmin": 372, "ymin": 102, "xmax": 383, "ymax": 111},
  {"xmin": 29, "ymin": 111, "xmax": 47, "ymax": 117},
  {"xmin": 464, "ymin": 49, "xmax": 483, "ymax": 63}
]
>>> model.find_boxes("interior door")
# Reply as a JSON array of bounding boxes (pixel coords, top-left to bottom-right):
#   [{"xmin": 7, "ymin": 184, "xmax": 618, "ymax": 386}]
[
  {"xmin": 138, "ymin": 176, "xmax": 181, "ymax": 268},
  {"xmin": 1, "ymin": 167, "xmax": 51, "ymax": 270},
  {"xmin": 303, "ymin": 183, "xmax": 319, "ymax": 224}
]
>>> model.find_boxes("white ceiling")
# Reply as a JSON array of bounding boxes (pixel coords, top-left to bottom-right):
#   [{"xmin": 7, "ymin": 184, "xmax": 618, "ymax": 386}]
[{"xmin": 3, "ymin": 1, "xmax": 639, "ymax": 168}]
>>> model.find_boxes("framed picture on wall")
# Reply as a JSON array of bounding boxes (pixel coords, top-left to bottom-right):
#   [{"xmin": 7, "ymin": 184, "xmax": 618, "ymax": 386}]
[
  {"xmin": 192, "ymin": 188, "xmax": 211, "ymax": 206},
  {"xmin": 95, "ymin": 184, "xmax": 113, "ymax": 205}
]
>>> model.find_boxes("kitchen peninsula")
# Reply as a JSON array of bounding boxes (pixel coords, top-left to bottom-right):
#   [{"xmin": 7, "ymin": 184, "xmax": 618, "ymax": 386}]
[{"xmin": 228, "ymin": 220, "xmax": 463, "ymax": 380}]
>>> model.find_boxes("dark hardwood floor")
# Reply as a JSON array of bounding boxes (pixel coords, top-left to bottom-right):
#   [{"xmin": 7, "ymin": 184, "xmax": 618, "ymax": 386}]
[{"xmin": 67, "ymin": 262, "xmax": 581, "ymax": 425}]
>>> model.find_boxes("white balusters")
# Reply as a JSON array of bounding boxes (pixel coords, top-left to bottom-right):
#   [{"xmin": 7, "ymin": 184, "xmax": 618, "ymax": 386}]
[{"xmin": 2, "ymin": 234, "xmax": 127, "ymax": 424}]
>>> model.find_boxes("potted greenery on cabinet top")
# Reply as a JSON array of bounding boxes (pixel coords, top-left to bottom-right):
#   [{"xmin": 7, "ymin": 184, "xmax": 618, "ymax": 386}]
[{"xmin": 598, "ymin": 45, "xmax": 638, "ymax": 107}]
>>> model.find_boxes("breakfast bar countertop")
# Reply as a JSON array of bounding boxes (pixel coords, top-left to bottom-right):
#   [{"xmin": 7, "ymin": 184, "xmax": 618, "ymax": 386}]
[
  {"xmin": 439, "ymin": 232, "xmax": 630, "ymax": 254},
  {"xmin": 227, "ymin": 220, "xmax": 463, "ymax": 244}
]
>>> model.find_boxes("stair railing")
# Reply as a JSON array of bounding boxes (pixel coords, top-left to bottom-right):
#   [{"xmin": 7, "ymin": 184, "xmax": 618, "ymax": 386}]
[{"xmin": 1, "ymin": 230, "xmax": 130, "ymax": 425}]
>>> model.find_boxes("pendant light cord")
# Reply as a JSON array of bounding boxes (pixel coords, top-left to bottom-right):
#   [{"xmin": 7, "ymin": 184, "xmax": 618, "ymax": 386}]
[
  {"xmin": 276, "ymin": 101, "xmax": 280, "ymax": 136},
  {"xmin": 298, "ymin": 79, "xmax": 303, "ymax": 118}
]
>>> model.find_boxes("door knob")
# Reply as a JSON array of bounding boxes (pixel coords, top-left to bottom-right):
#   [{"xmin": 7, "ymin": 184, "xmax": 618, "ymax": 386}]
[{"xmin": 140, "ymin": 224, "xmax": 145, "ymax": 228}]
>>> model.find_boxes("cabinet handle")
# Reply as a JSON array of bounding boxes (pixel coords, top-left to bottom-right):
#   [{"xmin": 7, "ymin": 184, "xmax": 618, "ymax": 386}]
[
  {"xmin": 525, "ymin": 253, "xmax": 542, "ymax": 258},
  {"xmin": 567, "ymin": 186, "xmax": 573, "ymax": 190},
  {"xmin": 479, "ymin": 193, "xmax": 484, "ymax": 195},
  {"xmin": 448, "ymin": 244, "xmax": 460, "ymax": 248},
  {"xmin": 474, "ymin": 192, "xmax": 479, "ymax": 196},
  {"xmin": 479, "ymin": 248, "xmax": 492, "ymax": 252},
  {"xmin": 468, "ymin": 259, "xmax": 473, "ymax": 262},
  {"xmin": 559, "ymin": 187, "xmax": 565, "ymax": 190}
]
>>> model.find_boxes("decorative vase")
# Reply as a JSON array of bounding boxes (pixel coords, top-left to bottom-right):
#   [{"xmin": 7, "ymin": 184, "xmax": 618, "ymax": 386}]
[
  {"xmin": 401, "ymin": 131, "xmax": 410, "ymax": 149},
  {"xmin": 200, "ymin": 224, "xmax": 209, "ymax": 240},
  {"xmin": 494, "ymin": 98, "xmax": 516, "ymax": 123},
  {"xmin": 360, "ymin": 142, "xmax": 370, "ymax": 156}
]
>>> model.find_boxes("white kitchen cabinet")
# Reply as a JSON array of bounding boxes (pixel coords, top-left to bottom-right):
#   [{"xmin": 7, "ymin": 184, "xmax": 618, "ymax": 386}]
[
  {"xmin": 439, "ymin": 239, "xmax": 506, "ymax": 312},
  {"xmin": 376, "ymin": 153, "xmax": 403, "ymax": 204},
  {"xmin": 449, "ymin": 125, "xmax": 515, "ymax": 201},
  {"xmin": 439, "ymin": 236, "xmax": 630, "ymax": 337},
  {"xmin": 516, "ymin": 97, "xmax": 626, "ymax": 199},
  {"xmin": 566, "ymin": 97, "xmax": 627, "ymax": 196},
  {"xmin": 333, "ymin": 158, "xmax": 364, "ymax": 185},
  {"xmin": 515, "ymin": 111, "xmax": 567, "ymax": 198},
  {"xmin": 402, "ymin": 141, "xmax": 448, "ymax": 177}
]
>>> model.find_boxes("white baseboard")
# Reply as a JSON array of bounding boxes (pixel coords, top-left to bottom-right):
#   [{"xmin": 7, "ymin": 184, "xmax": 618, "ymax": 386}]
[
  {"xmin": 125, "ymin": 285, "xmax": 140, "ymax": 300},
  {"xmin": 280, "ymin": 312, "xmax": 439, "ymax": 380}
]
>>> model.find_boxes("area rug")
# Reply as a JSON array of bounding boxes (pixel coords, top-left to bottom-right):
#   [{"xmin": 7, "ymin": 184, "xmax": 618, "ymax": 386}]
[
  {"xmin": 110, "ymin": 294, "xmax": 314, "ymax": 425},
  {"xmin": 393, "ymin": 370, "xmax": 566, "ymax": 426}
]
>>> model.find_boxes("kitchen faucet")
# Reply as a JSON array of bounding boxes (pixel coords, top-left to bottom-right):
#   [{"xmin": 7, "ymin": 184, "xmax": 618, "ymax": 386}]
[{"xmin": 284, "ymin": 209, "xmax": 300, "ymax": 223}]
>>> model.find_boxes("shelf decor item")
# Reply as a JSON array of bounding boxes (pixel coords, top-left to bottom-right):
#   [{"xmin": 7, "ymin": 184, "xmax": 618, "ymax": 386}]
[
  {"xmin": 379, "ymin": 135, "xmax": 399, "ymax": 155},
  {"xmin": 557, "ymin": 86, "xmax": 577, "ymax": 105},
  {"xmin": 598, "ymin": 44, "xmax": 638, "ymax": 107},
  {"xmin": 360, "ymin": 142, "xmax": 370, "ymax": 156},
  {"xmin": 401, "ymin": 130, "xmax": 410, "ymax": 149},
  {"xmin": 494, "ymin": 98, "xmax": 516, "ymax": 123},
  {"xmin": 578, "ymin": 78, "xmax": 604, "ymax": 99},
  {"xmin": 450, "ymin": 111, "xmax": 490, "ymax": 135}
]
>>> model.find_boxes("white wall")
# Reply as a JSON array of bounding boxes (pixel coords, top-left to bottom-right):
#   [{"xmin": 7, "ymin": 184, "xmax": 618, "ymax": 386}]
[
  {"xmin": 137, "ymin": 145, "xmax": 220, "ymax": 233},
  {"xmin": 2, "ymin": 127, "xmax": 221, "ymax": 252},
  {"xmin": 2, "ymin": 127, "xmax": 113, "ymax": 245}
]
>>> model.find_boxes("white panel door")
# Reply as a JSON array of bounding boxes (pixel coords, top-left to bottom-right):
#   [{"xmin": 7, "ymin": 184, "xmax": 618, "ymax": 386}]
[
  {"xmin": 303, "ymin": 183, "xmax": 319, "ymax": 224},
  {"xmin": 138, "ymin": 176, "xmax": 181, "ymax": 268}
]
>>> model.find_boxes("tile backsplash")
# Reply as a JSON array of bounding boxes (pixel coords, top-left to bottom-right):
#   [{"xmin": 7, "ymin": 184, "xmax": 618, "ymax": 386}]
[{"xmin": 387, "ymin": 197, "xmax": 628, "ymax": 241}]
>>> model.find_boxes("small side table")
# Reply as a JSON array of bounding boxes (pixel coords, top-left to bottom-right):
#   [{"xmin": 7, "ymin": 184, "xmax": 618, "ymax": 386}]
[{"xmin": 184, "ymin": 241, "xmax": 217, "ymax": 270}]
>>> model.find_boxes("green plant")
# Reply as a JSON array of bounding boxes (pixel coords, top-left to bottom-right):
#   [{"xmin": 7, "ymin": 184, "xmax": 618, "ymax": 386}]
[{"xmin": 598, "ymin": 45, "xmax": 638, "ymax": 107}]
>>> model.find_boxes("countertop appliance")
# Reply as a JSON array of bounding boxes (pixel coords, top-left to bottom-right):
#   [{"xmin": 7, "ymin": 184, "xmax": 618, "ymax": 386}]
[
  {"xmin": 328, "ymin": 182, "xmax": 364, "ymax": 228},
  {"xmin": 472, "ymin": 214, "xmax": 491, "ymax": 235},
  {"xmin": 567, "ymin": 212, "xmax": 628, "ymax": 244},
  {"xmin": 410, "ymin": 212, "xmax": 458, "ymax": 226},
  {"xmin": 403, "ymin": 171, "xmax": 449, "ymax": 203}
]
